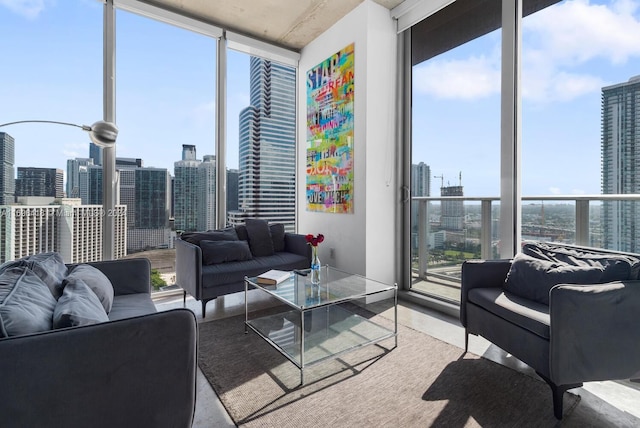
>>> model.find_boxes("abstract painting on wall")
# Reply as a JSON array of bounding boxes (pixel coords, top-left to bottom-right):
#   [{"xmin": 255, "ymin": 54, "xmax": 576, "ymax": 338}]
[{"xmin": 306, "ymin": 43, "xmax": 354, "ymax": 214}]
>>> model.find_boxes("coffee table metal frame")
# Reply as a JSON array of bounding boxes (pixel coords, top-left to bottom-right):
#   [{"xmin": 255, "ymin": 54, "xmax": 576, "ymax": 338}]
[{"xmin": 244, "ymin": 266, "xmax": 397, "ymax": 385}]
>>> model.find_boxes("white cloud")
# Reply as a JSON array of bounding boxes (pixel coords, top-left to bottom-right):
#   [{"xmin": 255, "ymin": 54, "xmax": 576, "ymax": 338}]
[
  {"xmin": 413, "ymin": 56, "xmax": 500, "ymax": 100},
  {"xmin": 414, "ymin": 0, "xmax": 640, "ymax": 103},
  {"xmin": 0, "ymin": 0, "xmax": 51, "ymax": 20},
  {"xmin": 549, "ymin": 187, "xmax": 562, "ymax": 195}
]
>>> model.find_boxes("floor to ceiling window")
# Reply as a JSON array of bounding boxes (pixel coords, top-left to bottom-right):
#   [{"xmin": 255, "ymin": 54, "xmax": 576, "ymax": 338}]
[
  {"xmin": 409, "ymin": 1, "xmax": 502, "ymax": 303},
  {"xmin": 0, "ymin": 0, "xmax": 103, "ymax": 263},
  {"xmin": 116, "ymin": 7, "xmax": 217, "ymax": 255},
  {"xmin": 522, "ymin": 0, "xmax": 640, "ymax": 252}
]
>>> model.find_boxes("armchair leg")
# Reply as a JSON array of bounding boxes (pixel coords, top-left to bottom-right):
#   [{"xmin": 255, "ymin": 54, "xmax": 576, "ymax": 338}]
[
  {"xmin": 201, "ymin": 300, "xmax": 207, "ymax": 319},
  {"xmin": 536, "ymin": 372, "xmax": 582, "ymax": 420},
  {"xmin": 464, "ymin": 328, "xmax": 469, "ymax": 353},
  {"xmin": 183, "ymin": 290, "xmax": 186, "ymax": 307}
]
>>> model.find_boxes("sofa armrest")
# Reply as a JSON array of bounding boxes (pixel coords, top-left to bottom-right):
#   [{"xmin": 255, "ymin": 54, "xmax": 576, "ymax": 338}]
[
  {"xmin": 81, "ymin": 258, "xmax": 151, "ymax": 296},
  {"xmin": 550, "ymin": 281, "xmax": 640, "ymax": 385},
  {"xmin": 460, "ymin": 259, "xmax": 512, "ymax": 326},
  {"xmin": 176, "ymin": 238, "xmax": 203, "ymax": 300},
  {"xmin": 284, "ymin": 233, "xmax": 312, "ymax": 262},
  {"xmin": 0, "ymin": 308, "xmax": 197, "ymax": 428}
]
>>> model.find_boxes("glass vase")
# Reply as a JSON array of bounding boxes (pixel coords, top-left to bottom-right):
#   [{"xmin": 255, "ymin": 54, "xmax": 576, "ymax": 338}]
[{"xmin": 310, "ymin": 247, "xmax": 321, "ymax": 285}]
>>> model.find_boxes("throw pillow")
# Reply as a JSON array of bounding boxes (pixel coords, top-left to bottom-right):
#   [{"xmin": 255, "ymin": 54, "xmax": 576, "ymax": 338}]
[
  {"xmin": 522, "ymin": 241, "xmax": 640, "ymax": 280},
  {"xmin": 65, "ymin": 264, "xmax": 114, "ymax": 313},
  {"xmin": 245, "ymin": 219, "xmax": 275, "ymax": 257},
  {"xmin": 0, "ymin": 252, "xmax": 68, "ymax": 299},
  {"xmin": 0, "ymin": 267, "xmax": 57, "ymax": 338},
  {"xmin": 270, "ymin": 223, "xmax": 286, "ymax": 252},
  {"xmin": 503, "ymin": 252, "xmax": 626, "ymax": 305},
  {"xmin": 181, "ymin": 227, "xmax": 239, "ymax": 246},
  {"xmin": 235, "ymin": 225, "xmax": 249, "ymax": 241},
  {"xmin": 53, "ymin": 278, "xmax": 109, "ymax": 329},
  {"xmin": 200, "ymin": 240, "xmax": 253, "ymax": 265}
]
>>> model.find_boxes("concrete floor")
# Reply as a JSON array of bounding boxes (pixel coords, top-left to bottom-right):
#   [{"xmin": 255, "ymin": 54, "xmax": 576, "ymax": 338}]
[{"xmin": 155, "ymin": 290, "xmax": 640, "ymax": 427}]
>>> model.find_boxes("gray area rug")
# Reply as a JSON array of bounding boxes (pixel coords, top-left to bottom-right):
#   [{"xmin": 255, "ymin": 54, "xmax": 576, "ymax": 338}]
[{"xmin": 198, "ymin": 314, "xmax": 580, "ymax": 427}]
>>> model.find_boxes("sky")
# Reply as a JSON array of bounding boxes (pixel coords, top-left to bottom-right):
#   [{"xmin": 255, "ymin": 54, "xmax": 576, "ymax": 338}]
[
  {"xmin": 1, "ymin": 0, "xmax": 640, "ymax": 197},
  {"xmin": 413, "ymin": 0, "xmax": 640, "ymax": 196}
]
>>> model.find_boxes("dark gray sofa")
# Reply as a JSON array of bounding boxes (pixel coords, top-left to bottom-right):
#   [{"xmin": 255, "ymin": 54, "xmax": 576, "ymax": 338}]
[
  {"xmin": 176, "ymin": 220, "xmax": 311, "ymax": 317},
  {"xmin": 461, "ymin": 241, "xmax": 640, "ymax": 419},
  {"xmin": 0, "ymin": 257, "xmax": 198, "ymax": 428}
]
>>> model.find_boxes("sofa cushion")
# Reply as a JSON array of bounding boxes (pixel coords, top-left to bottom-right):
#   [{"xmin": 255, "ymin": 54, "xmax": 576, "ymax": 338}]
[
  {"xmin": 0, "ymin": 252, "xmax": 68, "ymax": 299},
  {"xmin": 0, "ymin": 267, "xmax": 57, "ymax": 338},
  {"xmin": 201, "ymin": 252, "xmax": 310, "ymax": 289},
  {"xmin": 235, "ymin": 225, "xmax": 249, "ymax": 241},
  {"xmin": 108, "ymin": 293, "xmax": 157, "ymax": 321},
  {"xmin": 522, "ymin": 241, "xmax": 640, "ymax": 280},
  {"xmin": 245, "ymin": 219, "xmax": 275, "ymax": 257},
  {"xmin": 181, "ymin": 227, "xmax": 239, "ymax": 246},
  {"xmin": 270, "ymin": 223, "xmax": 286, "ymax": 252},
  {"xmin": 65, "ymin": 264, "xmax": 114, "ymax": 313},
  {"xmin": 504, "ymin": 252, "xmax": 629, "ymax": 305},
  {"xmin": 468, "ymin": 287, "xmax": 550, "ymax": 339},
  {"xmin": 200, "ymin": 240, "xmax": 253, "ymax": 265},
  {"xmin": 53, "ymin": 278, "xmax": 109, "ymax": 328}
]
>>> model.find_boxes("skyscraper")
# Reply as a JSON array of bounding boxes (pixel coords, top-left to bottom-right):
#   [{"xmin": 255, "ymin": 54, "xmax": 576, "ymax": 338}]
[
  {"xmin": 15, "ymin": 167, "xmax": 64, "ymax": 198},
  {"xmin": 0, "ymin": 132, "xmax": 15, "ymax": 204},
  {"xmin": 174, "ymin": 144, "xmax": 202, "ymax": 232},
  {"xmin": 602, "ymin": 76, "xmax": 640, "ymax": 252},
  {"xmin": 412, "ymin": 162, "xmax": 431, "ymax": 198},
  {"xmin": 232, "ymin": 57, "xmax": 296, "ymax": 229},
  {"xmin": 197, "ymin": 155, "xmax": 216, "ymax": 231},
  {"xmin": 89, "ymin": 142, "xmax": 102, "ymax": 166},
  {"xmin": 66, "ymin": 158, "xmax": 94, "ymax": 198}
]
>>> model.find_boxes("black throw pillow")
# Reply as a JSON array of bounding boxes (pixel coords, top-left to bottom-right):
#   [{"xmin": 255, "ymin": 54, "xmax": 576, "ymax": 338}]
[
  {"xmin": 270, "ymin": 223, "xmax": 286, "ymax": 252},
  {"xmin": 200, "ymin": 240, "xmax": 253, "ymax": 265},
  {"xmin": 245, "ymin": 219, "xmax": 275, "ymax": 257},
  {"xmin": 181, "ymin": 227, "xmax": 239, "ymax": 246}
]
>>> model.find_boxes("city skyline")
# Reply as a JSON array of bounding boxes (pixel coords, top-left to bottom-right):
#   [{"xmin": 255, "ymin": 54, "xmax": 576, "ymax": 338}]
[{"xmin": 2, "ymin": 1, "xmax": 640, "ymax": 198}]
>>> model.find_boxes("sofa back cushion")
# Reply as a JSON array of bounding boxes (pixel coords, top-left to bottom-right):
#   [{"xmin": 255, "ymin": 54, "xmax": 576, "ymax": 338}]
[
  {"xmin": 245, "ymin": 219, "xmax": 275, "ymax": 257},
  {"xmin": 505, "ymin": 251, "xmax": 633, "ymax": 305},
  {"xmin": 270, "ymin": 223, "xmax": 286, "ymax": 252},
  {"xmin": 200, "ymin": 240, "xmax": 253, "ymax": 265},
  {"xmin": 0, "ymin": 267, "xmax": 57, "ymax": 338}
]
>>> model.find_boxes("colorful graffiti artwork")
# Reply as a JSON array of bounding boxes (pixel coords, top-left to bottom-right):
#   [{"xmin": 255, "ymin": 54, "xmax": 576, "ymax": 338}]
[{"xmin": 306, "ymin": 43, "xmax": 355, "ymax": 214}]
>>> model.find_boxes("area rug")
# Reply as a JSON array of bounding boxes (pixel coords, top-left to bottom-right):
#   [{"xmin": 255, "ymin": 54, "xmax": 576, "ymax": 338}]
[{"xmin": 198, "ymin": 314, "xmax": 580, "ymax": 427}]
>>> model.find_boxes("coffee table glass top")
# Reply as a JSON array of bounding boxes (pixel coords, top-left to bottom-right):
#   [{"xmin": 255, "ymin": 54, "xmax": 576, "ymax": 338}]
[{"xmin": 246, "ymin": 265, "xmax": 395, "ymax": 309}]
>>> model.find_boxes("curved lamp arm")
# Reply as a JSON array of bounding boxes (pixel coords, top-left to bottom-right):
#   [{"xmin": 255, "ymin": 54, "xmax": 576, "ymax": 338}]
[{"xmin": 0, "ymin": 120, "xmax": 118, "ymax": 148}]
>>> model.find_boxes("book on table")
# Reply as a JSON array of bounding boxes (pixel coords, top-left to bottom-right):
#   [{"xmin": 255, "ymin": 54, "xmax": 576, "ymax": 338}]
[{"xmin": 256, "ymin": 269, "xmax": 291, "ymax": 286}]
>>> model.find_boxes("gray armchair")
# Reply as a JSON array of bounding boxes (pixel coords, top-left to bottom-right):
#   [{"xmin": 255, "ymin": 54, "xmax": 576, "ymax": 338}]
[{"xmin": 461, "ymin": 242, "xmax": 640, "ymax": 419}]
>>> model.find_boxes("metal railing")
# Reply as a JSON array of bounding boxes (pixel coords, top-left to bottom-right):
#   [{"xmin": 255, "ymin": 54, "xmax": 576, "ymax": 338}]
[{"xmin": 412, "ymin": 194, "xmax": 640, "ymax": 283}]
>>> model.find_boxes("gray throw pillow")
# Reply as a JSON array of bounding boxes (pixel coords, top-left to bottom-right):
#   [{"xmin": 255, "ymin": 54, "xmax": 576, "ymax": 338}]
[
  {"xmin": 65, "ymin": 264, "xmax": 114, "ymax": 313},
  {"xmin": 245, "ymin": 219, "xmax": 275, "ymax": 257},
  {"xmin": 504, "ymin": 252, "xmax": 629, "ymax": 305},
  {"xmin": 200, "ymin": 240, "xmax": 253, "ymax": 265},
  {"xmin": 270, "ymin": 223, "xmax": 286, "ymax": 252},
  {"xmin": 0, "ymin": 267, "xmax": 57, "ymax": 338},
  {"xmin": 181, "ymin": 227, "xmax": 239, "ymax": 246},
  {"xmin": 522, "ymin": 241, "xmax": 640, "ymax": 280},
  {"xmin": 53, "ymin": 278, "xmax": 109, "ymax": 328},
  {"xmin": 0, "ymin": 252, "xmax": 68, "ymax": 299}
]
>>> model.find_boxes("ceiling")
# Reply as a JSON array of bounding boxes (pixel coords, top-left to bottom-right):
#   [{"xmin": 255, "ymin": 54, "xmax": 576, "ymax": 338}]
[{"xmin": 144, "ymin": 0, "xmax": 405, "ymax": 51}]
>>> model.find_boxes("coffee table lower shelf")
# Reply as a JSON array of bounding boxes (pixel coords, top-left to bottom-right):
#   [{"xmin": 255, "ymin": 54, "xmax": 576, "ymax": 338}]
[{"xmin": 245, "ymin": 304, "xmax": 396, "ymax": 384}]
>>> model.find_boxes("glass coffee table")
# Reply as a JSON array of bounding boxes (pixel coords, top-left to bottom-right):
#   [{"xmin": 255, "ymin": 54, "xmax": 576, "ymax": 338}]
[{"xmin": 244, "ymin": 265, "xmax": 397, "ymax": 385}]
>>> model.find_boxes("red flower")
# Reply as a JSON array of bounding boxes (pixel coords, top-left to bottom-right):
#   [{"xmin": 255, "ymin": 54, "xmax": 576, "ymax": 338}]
[{"xmin": 305, "ymin": 233, "xmax": 324, "ymax": 247}]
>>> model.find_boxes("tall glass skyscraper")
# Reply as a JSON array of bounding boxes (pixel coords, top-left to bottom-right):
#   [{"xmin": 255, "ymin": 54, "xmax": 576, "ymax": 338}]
[
  {"xmin": 233, "ymin": 57, "xmax": 296, "ymax": 230},
  {"xmin": 0, "ymin": 132, "xmax": 15, "ymax": 205},
  {"xmin": 601, "ymin": 76, "xmax": 640, "ymax": 252}
]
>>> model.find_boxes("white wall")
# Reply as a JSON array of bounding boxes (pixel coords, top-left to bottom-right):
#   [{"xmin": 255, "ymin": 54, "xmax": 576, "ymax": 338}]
[{"xmin": 297, "ymin": 0, "xmax": 397, "ymax": 284}]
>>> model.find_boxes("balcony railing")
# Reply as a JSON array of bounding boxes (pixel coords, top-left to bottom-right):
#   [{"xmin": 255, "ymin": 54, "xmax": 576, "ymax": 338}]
[{"xmin": 411, "ymin": 194, "xmax": 640, "ymax": 303}]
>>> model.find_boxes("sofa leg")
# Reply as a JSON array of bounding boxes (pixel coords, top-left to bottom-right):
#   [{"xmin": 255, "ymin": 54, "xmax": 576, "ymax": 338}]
[
  {"xmin": 464, "ymin": 328, "xmax": 469, "ymax": 353},
  {"xmin": 537, "ymin": 372, "xmax": 582, "ymax": 420},
  {"xmin": 183, "ymin": 290, "xmax": 187, "ymax": 307},
  {"xmin": 202, "ymin": 300, "xmax": 207, "ymax": 319}
]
